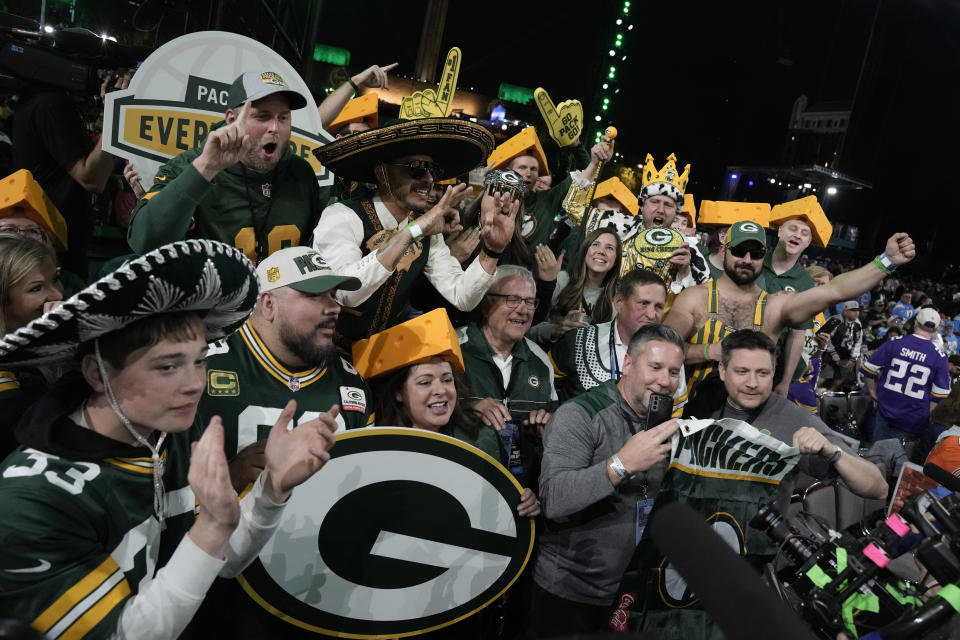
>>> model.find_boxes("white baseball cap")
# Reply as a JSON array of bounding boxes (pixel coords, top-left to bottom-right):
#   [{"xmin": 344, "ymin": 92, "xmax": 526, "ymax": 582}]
[
  {"xmin": 256, "ymin": 247, "xmax": 360, "ymax": 294},
  {"xmin": 916, "ymin": 307, "xmax": 941, "ymax": 329}
]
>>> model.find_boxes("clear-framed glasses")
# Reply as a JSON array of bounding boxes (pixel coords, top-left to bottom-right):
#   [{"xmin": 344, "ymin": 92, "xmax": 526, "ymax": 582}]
[
  {"xmin": 487, "ymin": 293, "xmax": 538, "ymax": 309},
  {"xmin": 0, "ymin": 225, "xmax": 44, "ymax": 240}
]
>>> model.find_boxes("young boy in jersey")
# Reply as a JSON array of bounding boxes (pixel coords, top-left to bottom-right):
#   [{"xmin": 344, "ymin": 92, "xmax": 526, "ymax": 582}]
[{"xmin": 0, "ymin": 240, "xmax": 338, "ymax": 639}]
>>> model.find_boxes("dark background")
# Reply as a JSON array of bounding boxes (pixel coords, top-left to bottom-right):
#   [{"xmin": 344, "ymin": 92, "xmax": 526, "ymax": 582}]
[{"xmin": 5, "ymin": 0, "xmax": 958, "ymax": 271}]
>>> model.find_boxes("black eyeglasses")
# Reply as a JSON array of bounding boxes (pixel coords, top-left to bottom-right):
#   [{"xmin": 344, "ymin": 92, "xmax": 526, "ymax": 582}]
[
  {"xmin": 728, "ymin": 244, "xmax": 766, "ymax": 260},
  {"xmin": 487, "ymin": 293, "xmax": 539, "ymax": 309},
  {"xmin": 387, "ymin": 160, "xmax": 444, "ymax": 181}
]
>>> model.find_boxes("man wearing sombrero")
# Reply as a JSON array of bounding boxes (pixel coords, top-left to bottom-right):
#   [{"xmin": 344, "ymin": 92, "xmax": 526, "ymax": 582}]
[
  {"xmin": 312, "ymin": 116, "xmax": 517, "ymax": 342},
  {"xmin": 0, "ymin": 240, "xmax": 338, "ymax": 637}
]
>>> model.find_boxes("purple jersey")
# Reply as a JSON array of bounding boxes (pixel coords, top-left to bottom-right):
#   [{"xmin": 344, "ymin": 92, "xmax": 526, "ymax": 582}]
[
  {"xmin": 788, "ymin": 356, "xmax": 822, "ymax": 414},
  {"xmin": 861, "ymin": 334, "xmax": 950, "ymax": 433}
]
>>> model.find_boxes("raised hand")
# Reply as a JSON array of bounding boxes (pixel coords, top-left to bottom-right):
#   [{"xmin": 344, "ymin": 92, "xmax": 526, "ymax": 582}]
[
  {"xmin": 479, "ymin": 188, "xmax": 519, "ymax": 253},
  {"xmin": 418, "ymin": 183, "xmax": 468, "ymax": 237},
  {"xmin": 123, "ymin": 160, "xmax": 144, "ymax": 198},
  {"xmin": 262, "ymin": 400, "xmax": 338, "ymax": 503},
  {"xmin": 193, "ymin": 101, "xmax": 255, "ymax": 180},
  {"xmin": 535, "ymin": 244, "xmax": 563, "ymax": 282},
  {"xmin": 352, "ymin": 62, "xmax": 399, "ymax": 91},
  {"xmin": 884, "ymin": 232, "xmax": 916, "ymax": 266},
  {"xmin": 446, "ymin": 226, "xmax": 481, "ymax": 264},
  {"xmin": 188, "ymin": 417, "xmax": 242, "ymax": 556}
]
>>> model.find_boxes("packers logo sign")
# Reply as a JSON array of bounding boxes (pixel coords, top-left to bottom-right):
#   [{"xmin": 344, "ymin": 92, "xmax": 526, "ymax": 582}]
[
  {"xmin": 236, "ymin": 428, "xmax": 535, "ymax": 637},
  {"xmin": 102, "ymin": 31, "xmax": 334, "ymax": 187}
]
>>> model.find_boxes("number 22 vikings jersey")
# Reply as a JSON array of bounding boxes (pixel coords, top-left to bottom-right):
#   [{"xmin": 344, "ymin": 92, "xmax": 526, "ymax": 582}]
[
  {"xmin": 862, "ymin": 333, "xmax": 950, "ymax": 433},
  {"xmin": 201, "ymin": 322, "xmax": 374, "ymax": 458}
]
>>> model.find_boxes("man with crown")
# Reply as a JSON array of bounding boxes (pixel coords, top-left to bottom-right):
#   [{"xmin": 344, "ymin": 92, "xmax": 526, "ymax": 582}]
[{"xmin": 569, "ymin": 153, "xmax": 710, "ymax": 300}]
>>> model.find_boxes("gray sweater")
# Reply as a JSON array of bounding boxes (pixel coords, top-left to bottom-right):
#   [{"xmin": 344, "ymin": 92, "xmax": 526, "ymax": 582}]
[{"xmin": 534, "ymin": 380, "xmax": 666, "ymax": 605}]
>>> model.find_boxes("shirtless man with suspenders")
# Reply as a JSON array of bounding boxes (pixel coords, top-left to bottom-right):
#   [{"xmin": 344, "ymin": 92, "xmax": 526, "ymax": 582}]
[{"xmin": 666, "ymin": 220, "xmax": 916, "ymax": 403}]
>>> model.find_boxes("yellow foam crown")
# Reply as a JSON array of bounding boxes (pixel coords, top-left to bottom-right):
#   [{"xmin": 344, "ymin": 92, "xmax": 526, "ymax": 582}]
[
  {"xmin": 0, "ymin": 169, "xmax": 68, "ymax": 249},
  {"xmin": 593, "ymin": 177, "xmax": 638, "ymax": 216},
  {"xmin": 352, "ymin": 308, "xmax": 465, "ymax": 380},
  {"xmin": 327, "ymin": 92, "xmax": 379, "ymax": 133},
  {"xmin": 640, "ymin": 153, "xmax": 690, "ymax": 194},
  {"xmin": 698, "ymin": 201, "xmax": 771, "ymax": 228},
  {"xmin": 486, "ymin": 126, "xmax": 550, "ymax": 177},
  {"xmin": 770, "ymin": 195, "xmax": 833, "ymax": 248}
]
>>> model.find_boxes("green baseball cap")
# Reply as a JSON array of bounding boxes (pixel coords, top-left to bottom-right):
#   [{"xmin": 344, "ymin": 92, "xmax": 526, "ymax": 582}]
[
  {"xmin": 726, "ymin": 220, "xmax": 767, "ymax": 247},
  {"xmin": 227, "ymin": 70, "xmax": 308, "ymax": 110}
]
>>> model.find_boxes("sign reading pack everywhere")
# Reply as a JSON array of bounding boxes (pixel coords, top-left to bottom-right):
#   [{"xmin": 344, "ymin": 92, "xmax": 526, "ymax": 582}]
[
  {"xmin": 102, "ymin": 31, "xmax": 334, "ymax": 187},
  {"xmin": 236, "ymin": 428, "xmax": 535, "ymax": 637}
]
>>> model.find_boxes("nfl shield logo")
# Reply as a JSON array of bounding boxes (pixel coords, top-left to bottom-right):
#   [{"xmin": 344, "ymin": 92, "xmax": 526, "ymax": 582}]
[
  {"xmin": 262, "ymin": 182, "xmax": 272, "ymax": 198},
  {"xmin": 287, "ymin": 377, "xmax": 300, "ymax": 392}
]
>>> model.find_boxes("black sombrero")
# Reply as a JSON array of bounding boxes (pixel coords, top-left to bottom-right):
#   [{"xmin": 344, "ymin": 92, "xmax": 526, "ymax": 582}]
[
  {"xmin": 0, "ymin": 239, "xmax": 259, "ymax": 367},
  {"xmin": 313, "ymin": 117, "xmax": 495, "ymax": 182}
]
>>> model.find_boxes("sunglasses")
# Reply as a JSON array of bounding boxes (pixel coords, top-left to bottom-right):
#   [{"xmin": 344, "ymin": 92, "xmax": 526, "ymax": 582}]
[
  {"xmin": 728, "ymin": 244, "xmax": 766, "ymax": 260},
  {"xmin": 387, "ymin": 160, "xmax": 444, "ymax": 181}
]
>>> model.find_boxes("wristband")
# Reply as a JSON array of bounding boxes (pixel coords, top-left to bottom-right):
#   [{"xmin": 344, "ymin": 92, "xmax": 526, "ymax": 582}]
[
  {"xmin": 407, "ymin": 221, "xmax": 424, "ymax": 242},
  {"xmin": 480, "ymin": 242, "xmax": 503, "ymax": 259},
  {"xmin": 610, "ymin": 454, "xmax": 631, "ymax": 481},
  {"xmin": 703, "ymin": 343, "xmax": 710, "ymax": 361},
  {"xmin": 873, "ymin": 253, "xmax": 895, "ymax": 274},
  {"xmin": 347, "ymin": 77, "xmax": 360, "ymax": 93}
]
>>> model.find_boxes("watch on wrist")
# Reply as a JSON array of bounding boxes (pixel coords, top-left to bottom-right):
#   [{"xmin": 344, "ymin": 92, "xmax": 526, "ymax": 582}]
[
  {"xmin": 826, "ymin": 446, "xmax": 843, "ymax": 465},
  {"xmin": 610, "ymin": 454, "xmax": 631, "ymax": 481}
]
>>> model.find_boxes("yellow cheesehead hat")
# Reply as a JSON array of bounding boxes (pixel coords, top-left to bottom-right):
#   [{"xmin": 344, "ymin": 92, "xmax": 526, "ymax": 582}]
[
  {"xmin": 327, "ymin": 92, "xmax": 379, "ymax": 135},
  {"xmin": 697, "ymin": 200, "xmax": 771, "ymax": 228},
  {"xmin": 0, "ymin": 169, "xmax": 68, "ymax": 250},
  {"xmin": 769, "ymin": 195, "xmax": 833, "ymax": 248},
  {"xmin": 352, "ymin": 308, "xmax": 465, "ymax": 380},
  {"xmin": 592, "ymin": 177, "xmax": 638, "ymax": 216},
  {"xmin": 679, "ymin": 193, "xmax": 697, "ymax": 226},
  {"xmin": 486, "ymin": 126, "xmax": 550, "ymax": 177}
]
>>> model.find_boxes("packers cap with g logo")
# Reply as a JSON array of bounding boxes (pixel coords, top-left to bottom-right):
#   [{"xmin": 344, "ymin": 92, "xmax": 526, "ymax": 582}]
[
  {"xmin": 256, "ymin": 246, "xmax": 360, "ymax": 294},
  {"xmin": 726, "ymin": 220, "xmax": 767, "ymax": 248},
  {"xmin": 227, "ymin": 70, "xmax": 308, "ymax": 110}
]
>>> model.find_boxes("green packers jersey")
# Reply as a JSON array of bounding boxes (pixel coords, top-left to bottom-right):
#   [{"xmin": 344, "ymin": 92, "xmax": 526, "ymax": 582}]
[
  {"xmin": 0, "ymin": 432, "xmax": 196, "ymax": 639},
  {"xmin": 128, "ymin": 143, "xmax": 323, "ymax": 262},
  {"xmin": 201, "ymin": 322, "xmax": 374, "ymax": 458}
]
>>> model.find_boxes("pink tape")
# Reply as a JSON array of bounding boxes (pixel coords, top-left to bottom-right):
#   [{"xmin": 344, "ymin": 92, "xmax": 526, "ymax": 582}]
[
  {"xmin": 863, "ymin": 543, "xmax": 889, "ymax": 568},
  {"xmin": 885, "ymin": 513, "xmax": 910, "ymax": 537}
]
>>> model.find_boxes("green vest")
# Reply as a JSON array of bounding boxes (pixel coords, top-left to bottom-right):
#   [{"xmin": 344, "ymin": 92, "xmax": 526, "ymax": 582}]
[{"xmin": 335, "ymin": 198, "xmax": 431, "ymax": 341}]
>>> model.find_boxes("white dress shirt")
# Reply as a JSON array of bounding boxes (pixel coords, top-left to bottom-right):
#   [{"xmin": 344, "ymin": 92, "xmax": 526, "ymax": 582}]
[{"xmin": 311, "ymin": 194, "xmax": 494, "ymax": 310}]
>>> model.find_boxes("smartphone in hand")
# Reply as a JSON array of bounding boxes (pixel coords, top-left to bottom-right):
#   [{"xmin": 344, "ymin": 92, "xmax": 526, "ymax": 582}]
[{"xmin": 645, "ymin": 392, "xmax": 674, "ymax": 430}]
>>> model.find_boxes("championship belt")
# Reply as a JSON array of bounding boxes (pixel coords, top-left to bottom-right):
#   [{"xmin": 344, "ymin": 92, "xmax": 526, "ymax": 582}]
[{"xmin": 622, "ymin": 226, "xmax": 685, "ymax": 283}]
